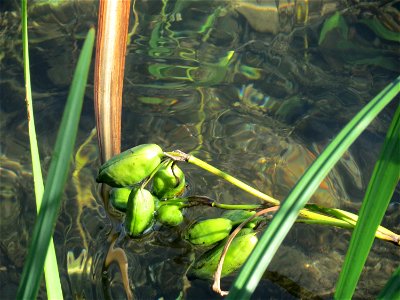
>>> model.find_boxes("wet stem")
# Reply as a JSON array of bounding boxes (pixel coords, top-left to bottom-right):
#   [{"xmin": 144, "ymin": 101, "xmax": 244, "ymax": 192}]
[
  {"xmin": 212, "ymin": 206, "xmax": 280, "ymax": 296},
  {"xmin": 164, "ymin": 150, "xmax": 400, "ymax": 244}
]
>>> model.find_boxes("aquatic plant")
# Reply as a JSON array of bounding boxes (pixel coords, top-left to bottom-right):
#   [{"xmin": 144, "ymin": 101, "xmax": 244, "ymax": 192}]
[
  {"xmin": 17, "ymin": 1, "xmax": 399, "ymax": 299},
  {"xmin": 20, "ymin": 0, "xmax": 62, "ymax": 298},
  {"xmin": 228, "ymin": 77, "xmax": 400, "ymax": 300},
  {"xmin": 94, "ymin": 78, "xmax": 398, "ymax": 296},
  {"xmin": 17, "ymin": 0, "xmax": 95, "ymax": 298}
]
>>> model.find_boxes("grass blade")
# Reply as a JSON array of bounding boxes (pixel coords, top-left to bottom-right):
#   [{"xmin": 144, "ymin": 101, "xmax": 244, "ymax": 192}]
[
  {"xmin": 21, "ymin": 0, "xmax": 63, "ymax": 298},
  {"xmin": 377, "ymin": 267, "xmax": 400, "ymax": 300},
  {"xmin": 17, "ymin": 28, "xmax": 95, "ymax": 300},
  {"xmin": 228, "ymin": 77, "xmax": 400, "ymax": 300},
  {"xmin": 335, "ymin": 102, "xmax": 400, "ymax": 299}
]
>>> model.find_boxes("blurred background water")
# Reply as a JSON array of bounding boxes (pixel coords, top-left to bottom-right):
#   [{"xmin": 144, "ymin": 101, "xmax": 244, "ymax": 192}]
[{"xmin": 0, "ymin": 0, "xmax": 399, "ymax": 299}]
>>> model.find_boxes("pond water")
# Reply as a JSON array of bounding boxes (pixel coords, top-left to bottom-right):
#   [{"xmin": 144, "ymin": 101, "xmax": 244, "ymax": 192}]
[{"xmin": 1, "ymin": 0, "xmax": 399, "ymax": 299}]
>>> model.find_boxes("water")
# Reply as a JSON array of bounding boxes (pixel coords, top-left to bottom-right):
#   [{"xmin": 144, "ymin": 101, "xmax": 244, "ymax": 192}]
[{"xmin": 1, "ymin": 0, "xmax": 399, "ymax": 299}]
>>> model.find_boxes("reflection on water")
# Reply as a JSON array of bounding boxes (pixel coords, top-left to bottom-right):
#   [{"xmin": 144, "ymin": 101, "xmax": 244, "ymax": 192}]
[{"xmin": 1, "ymin": 0, "xmax": 399, "ymax": 299}]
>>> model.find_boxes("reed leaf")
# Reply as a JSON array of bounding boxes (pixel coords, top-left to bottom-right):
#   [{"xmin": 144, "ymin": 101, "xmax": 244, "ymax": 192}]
[
  {"xmin": 21, "ymin": 0, "xmax": 63, "ymax": 298},
  {"xmin": 377, "ymin": 267, "xmax": 400, "ymax": 299},
  {"xmin": 228, "ymin": 77, "xmax": 400, "ymax": 299},
  {"xmin": 335, "ymin": 102, "xmax": 400, "ymax": 299},
  {"xmin": 17, "ymin": 28, "xmax": 95, "ymax": 300}
]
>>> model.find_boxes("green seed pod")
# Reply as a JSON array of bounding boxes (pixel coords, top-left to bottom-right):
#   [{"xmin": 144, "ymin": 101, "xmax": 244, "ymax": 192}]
[
  {"xmin": 221, "ymin": 210, "xmax": 258, "ymax": 228},
  {"xmin": 109, "ymin": 187, "xmax": 137, "ymax": 212},
  {"xmin": 125, "ymin": 188, "xmax": 156, "ymax": 237},
  {"xmin": 152, "ymin": 162, "xmax": 185, "ymax": 199},
  {"xmin": 156, "ymin": 205, "xmax": 184, "ymax": 226},
  {"xmin": 97, "ymin": 144, "xmax": 163, "ymax": 187},
  {"xmin": 187, "ymin": 229, "xmax": 258, "ymax": 280},
  {"xmin": 185, "ymin": 218, "xmax": 232, "ymax": 246}
]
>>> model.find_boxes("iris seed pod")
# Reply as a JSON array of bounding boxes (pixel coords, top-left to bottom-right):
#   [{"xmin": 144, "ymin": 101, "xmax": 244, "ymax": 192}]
[
  {"xmin": 187, "ymin": 228, "xmax": 258, "ymax": 280},
  {"xmin": 97, "ymin": 144, "xmax": 163, "ymax": 187},
  {"xmin": 157, "ymin": 205, "xmax": 184, "ymax": 226},
  {"xmin": 221, "ymin": 210, "xmax": 258, "ymax": 228},
  {"xmin": 110, "ymin": 187, "xmax": 137, "ymax": 212},
  {"xmin": 152, "ymin": 162, "xmax": 185, "ymax": 199},
  {"xmin": 185, "ymin": 218, "xmax": 232, "ymax": 246},
  {"xmin": 125, "ymin": 188, "xmax": 156, "ymax": 237}
]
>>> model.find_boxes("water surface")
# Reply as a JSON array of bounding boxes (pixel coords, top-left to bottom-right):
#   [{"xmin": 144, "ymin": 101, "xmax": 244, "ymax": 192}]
[{"xmin": 0, "ymin": 1, "xmax": 399, "ymax": 299}]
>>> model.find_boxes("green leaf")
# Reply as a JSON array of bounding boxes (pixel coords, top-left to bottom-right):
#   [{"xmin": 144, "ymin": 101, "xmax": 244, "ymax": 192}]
[
  {"xmin": 318, "ymin": 12, "xmax": 348, "ymax": 45},
  {"xmin": 360, "ymin": 17, "xmax": 400, "ymax": 43},
  {"xmin": 377, "ymin": 267, "xmax": 400, "ymax": 300},
  {"xmin": 21, "ymin": 0, "xmax": 63, "ymax": 298},
  {"xmin": 17, "ymin": 28, "xmax": 95, "ymax": 300},
  {"xmin": 335, "ymin": 102, "xmax": 400, "ymax": 299},
  {"xmin": 228, "ymin": 77, "xmax": 400, "ymax": 300},
  {"xmin": 138, "ymin": 96, "xmax": 165, "ymax": 105}
]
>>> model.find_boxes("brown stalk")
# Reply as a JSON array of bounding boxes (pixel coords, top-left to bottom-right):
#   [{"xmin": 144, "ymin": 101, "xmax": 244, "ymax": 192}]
[
  {"xmin": 94, "ymin": 0, "xmax": 131, "ymax": 163},
  {"xmin": 95, "ymin": 2, "xmax": 132, "ymax": 299},
  {"xmin": 212, "ymin": 206, "xmax": 280, "ymax": 296},
  {"xmin": 105, "ymin": 236, "xmax": 133, "ymax": 300}
]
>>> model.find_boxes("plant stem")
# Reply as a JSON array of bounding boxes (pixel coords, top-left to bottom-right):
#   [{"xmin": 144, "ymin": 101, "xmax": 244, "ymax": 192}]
[
  {"xmin": 159, "ymin": 196, "xmax": 262, "ymax": 210},
  {"xmin": 212, "ymin": 202, "xmax": 262, "ymax": 210},
  {"xmin": 165, "ymin": 151, "xmax": 280, "ymax": 206},
  {"xmin": 212, "ymin": 207, "xmax": 279, "ymax": 297},
  {"xmin": 189, "ymin": 155, "xmax": 280, "ymax": 205},
  {"xmin": 295, "ymin": 209, "xmax": 354, "ymax": 228},
  {"xmin": 313, "ymin": 206, "xmax": 399, "ymax": 244},
  {"xmin": 164, "ymin": 150, "xmax": 400, "ymax": 244}
]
